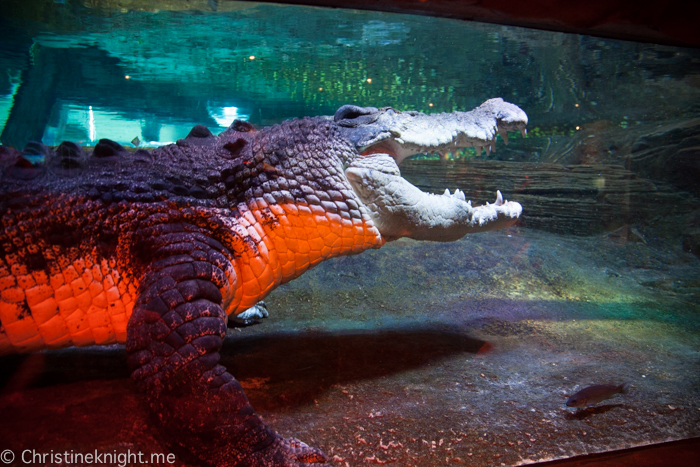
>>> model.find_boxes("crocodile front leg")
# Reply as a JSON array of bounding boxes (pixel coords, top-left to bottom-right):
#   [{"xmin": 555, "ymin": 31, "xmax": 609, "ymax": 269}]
[{"xmin": 125, "ymin": 226, "xmax": 327, "ymax": 466}]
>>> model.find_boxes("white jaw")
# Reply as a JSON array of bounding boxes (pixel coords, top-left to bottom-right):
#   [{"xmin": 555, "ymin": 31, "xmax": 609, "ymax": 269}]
[{"xmin": 346, "ymin": 158, "xmax": 521, "ymax": 242}]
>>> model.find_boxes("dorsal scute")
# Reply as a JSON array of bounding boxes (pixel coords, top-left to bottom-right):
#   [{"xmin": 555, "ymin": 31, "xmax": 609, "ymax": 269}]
[
  {"xmin": 46, "ymin": 141, "xmax": 87, "ymax": 176},
  {"xmin": 92, "ymin": 138, "xmax": 129, "ymax": 159},
  {"xmin": 181, "ymin": 124, "xmax": 217, "ymax": 148},
  {"xmin": 3, "ymin": 141, "xmax": 48, "ymax": 180}
]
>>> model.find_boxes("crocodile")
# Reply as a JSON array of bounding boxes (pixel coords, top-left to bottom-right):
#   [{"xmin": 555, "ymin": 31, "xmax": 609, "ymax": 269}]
[{"xmin": 0, "ymin": 98, "xmax": 526, "ymax": 466}]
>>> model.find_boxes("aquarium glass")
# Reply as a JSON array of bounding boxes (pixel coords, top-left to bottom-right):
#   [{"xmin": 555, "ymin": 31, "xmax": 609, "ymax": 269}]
[{"xmin": 1, "ymin": 0, "xmax": 699, "ymax": 465}]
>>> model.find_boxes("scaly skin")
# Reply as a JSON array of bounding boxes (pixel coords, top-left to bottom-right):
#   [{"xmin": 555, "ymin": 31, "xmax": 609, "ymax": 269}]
[{"xmin": 0, "ymin": 100, "xmax": 527, "ymax": 466}]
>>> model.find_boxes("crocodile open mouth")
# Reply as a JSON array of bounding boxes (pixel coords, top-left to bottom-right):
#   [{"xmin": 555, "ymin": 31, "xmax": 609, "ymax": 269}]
[
  {"xmin": 339, "ymin": 98, "xmax": 527, "ymax": 242},
  {"xmin": 346, "ymin": 149, "xmax": 522, "ymax": 242}
]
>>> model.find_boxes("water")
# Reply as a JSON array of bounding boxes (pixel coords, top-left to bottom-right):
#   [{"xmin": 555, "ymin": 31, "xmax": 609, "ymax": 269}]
[
  {"xmin": 1, "ymin": 1, "xmax": 699, "ymax": 466},
  {"xmin": 2, "ymin": 0, "xmax": 698, "ymax": 149}
]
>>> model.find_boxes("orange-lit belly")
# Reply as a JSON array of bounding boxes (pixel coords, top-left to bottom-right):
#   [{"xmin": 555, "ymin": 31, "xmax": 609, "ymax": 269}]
[
  {"xmin": 0, "ymin": 200, "xmax": 384, "ymax": 355},
  {"xmin": 228, "ymin": 200, "xmax": 384, "ymax": 311},
  {"xmin": 0, "ymin": 254, "xmax": 137, "ymax": 354}
]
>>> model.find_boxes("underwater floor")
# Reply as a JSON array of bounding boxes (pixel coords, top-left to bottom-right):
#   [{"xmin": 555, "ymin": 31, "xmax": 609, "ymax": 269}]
[{"xmin": 1, "ymin": 226, "xmax": 699, "ymax": 466}]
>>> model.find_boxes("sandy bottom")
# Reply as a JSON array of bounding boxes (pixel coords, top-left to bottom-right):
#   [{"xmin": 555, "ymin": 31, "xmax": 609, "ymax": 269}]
[{"xmin": 1, "ymin": 227, "xmax": 699, "ymax": 466}]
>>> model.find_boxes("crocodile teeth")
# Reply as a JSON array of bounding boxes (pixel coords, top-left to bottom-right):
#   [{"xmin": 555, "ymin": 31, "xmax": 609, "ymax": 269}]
[
  {"xmin": 499, "ymin": 128, "xmax": 509, "ymax": 145},
  {"xmin": 491, "ymin": 138, "xmax": 496, "ymax": 153},
  {"xmin": 495, "ymin": 190, "xmax": 504, "ymax": 206},
  {"xmin": 520, "ymin": 128, "xmax": 527, "ymax": 138},
  {"xmin": 443, "ymin": 188, "xmax": 467, "ymax": 202},
  {"xmin": 475, "ymin": 144, "xmax": 483, "ymax": 155},
  {"xmin": 485, "ymin": 144, "xmax": 491, "ymax": 155}
]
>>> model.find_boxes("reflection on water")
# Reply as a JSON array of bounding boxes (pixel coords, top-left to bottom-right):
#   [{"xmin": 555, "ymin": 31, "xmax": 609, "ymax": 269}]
[{"xmin": 1, "ymin": 0, "xmax": 699, "ymax": 148}]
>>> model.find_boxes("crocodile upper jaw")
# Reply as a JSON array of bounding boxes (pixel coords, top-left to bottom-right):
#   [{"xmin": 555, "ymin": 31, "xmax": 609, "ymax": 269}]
[{"xmin": 336, "ymin": 98, "xmax": 528, "ymax": 165}]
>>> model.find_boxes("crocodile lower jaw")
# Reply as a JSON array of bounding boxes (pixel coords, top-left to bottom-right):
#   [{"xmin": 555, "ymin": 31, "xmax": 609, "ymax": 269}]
[{"xmin": 345, "ymin": 165, "xmax": 521, "ymax": 242}]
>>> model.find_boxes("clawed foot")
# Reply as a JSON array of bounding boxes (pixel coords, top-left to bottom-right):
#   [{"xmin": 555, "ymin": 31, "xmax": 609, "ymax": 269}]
[
  {"xmin": 239, "ymin": 435, "xmax": 328, "ymax": 467},
  {"xmin": 228, "ymin": 301, "xmax": 269, "ymax": 327}
]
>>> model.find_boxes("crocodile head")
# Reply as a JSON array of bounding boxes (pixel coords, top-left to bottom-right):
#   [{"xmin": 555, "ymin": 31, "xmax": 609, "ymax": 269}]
[{"xmin": 336, "ymin": 98, "xmax": 527, "ymax": 241}]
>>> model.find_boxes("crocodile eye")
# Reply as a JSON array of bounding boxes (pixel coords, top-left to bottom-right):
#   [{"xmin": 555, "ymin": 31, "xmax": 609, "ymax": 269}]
[
  {"xmin": 230, "ymin": 120, "xmax": 256, "ymax": 132},
  {"xmin": 334, "ymin": 105, "xmax": 379, "ymax": 123}
]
